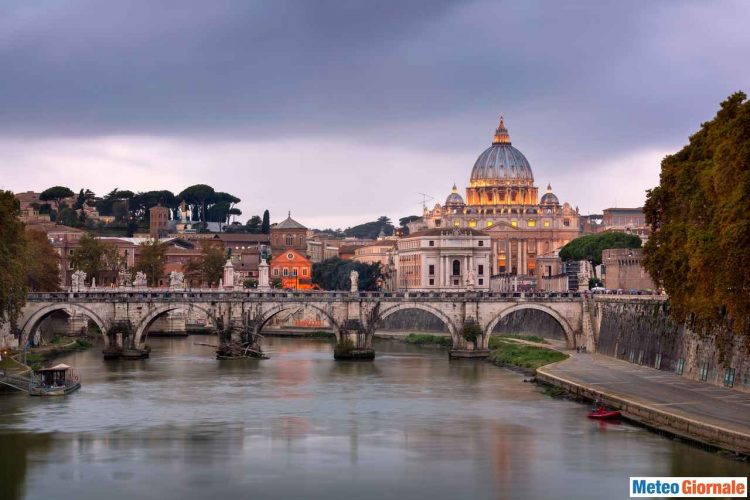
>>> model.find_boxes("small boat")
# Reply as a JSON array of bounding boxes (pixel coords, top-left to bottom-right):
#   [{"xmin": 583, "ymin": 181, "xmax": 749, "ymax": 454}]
[
  {"xmin": 29, "ymin": 364, "xmax": 81, "ymax": 396},
  {"xmin": 587, "ymin": 406, "xmax": 621, "ymax": 420}
]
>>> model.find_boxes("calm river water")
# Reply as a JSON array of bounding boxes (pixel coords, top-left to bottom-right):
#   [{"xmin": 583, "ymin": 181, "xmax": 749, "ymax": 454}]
[{"xmin": 0, "ymin": 336, "xmax": 747, "ymax": 500}]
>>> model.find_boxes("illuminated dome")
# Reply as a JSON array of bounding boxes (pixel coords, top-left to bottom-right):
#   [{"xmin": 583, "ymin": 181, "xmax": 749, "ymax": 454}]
[
  {"xmin": 540, "ymin": 183, "xmax": 559, "ymax": 205},
  {"xmin": 469, "ymin": 117, "xmax": 534, "ymax": 183},
  {"xmin": 444, "ymin": 184, "xmax": 465, "ymax": 207}
]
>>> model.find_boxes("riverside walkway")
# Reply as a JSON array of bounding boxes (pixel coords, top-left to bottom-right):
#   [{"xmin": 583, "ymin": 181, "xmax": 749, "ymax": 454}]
[{"xmin": 537, "ymin": 352, "xmax": 750, "ymax": 455}]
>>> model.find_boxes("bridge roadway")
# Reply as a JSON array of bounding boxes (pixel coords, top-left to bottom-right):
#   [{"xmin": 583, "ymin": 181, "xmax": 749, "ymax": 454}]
[{"xmin": 19, "ymin": 289, "xmax": 588, "ymax": 360}]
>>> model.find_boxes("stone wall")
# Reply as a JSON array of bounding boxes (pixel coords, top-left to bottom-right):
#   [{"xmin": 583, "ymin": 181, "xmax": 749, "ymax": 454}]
[
  {"xmin": 377, "ymin": 309, "xmax": 448, "ymax": 333},
  {"xmin": 594, "ymin": 298, "xmax": 750, "ymax": 391},
  {"xmin": 491, "ymin": 308, "xmax": 567, "ymax": 341}
]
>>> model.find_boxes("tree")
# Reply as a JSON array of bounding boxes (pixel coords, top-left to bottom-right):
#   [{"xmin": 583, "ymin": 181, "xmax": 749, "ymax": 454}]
[
  {"xmin": 559, "ymin": 232, "xmax": 641, "ymax": 268},
  {"xmin": 24, "ymin": 229, "xmax": 60, "ymax": 292},
  {"xmin": 39, "ymin": 186, "xmax": 74, "ymax": 212},
  {"xmin": 643, "ymin": 91, "xmax": 750, "ymax": 338},
  {"xmin": 57, "ymin": 206, "xmax": 80, "ymax": 227},
  {"xmin": 75, "ymin": 189, "xmax": 86, "ymax": 210},
  {"xmin": 261, "ymin": 210, "xmax": 270, "ymax": 234},
  {"xmin": 135, "ymin": 240, "xmax": 166, "ymax": 286},
  {"xmin": 0, "ymin": 191, "xmax": 28, "ymax": 328},
  {"xmin": 246, "ymin": 215, "xmax": 262, "ymax": 234},
  {"xmin": 101, "ymin": 244, "xmax": 126, "ymax": 285},
  {"xmin": 311, "ymin": 258, "xmax": 382, "ymax": 291},
  {"xmin": 185, "ymin": 241, "xmax": 226, "ymax": 286},
  {"xmin": 70, "ymin": 234, "xmax": 106, "ymax": 285},
  {"xmin": 344, "ymin": 216, "xmax": 395, "ymax": 239},
  {"xmin": 178, "ymin": 184, "xmax": 215, "ymax": 227}
]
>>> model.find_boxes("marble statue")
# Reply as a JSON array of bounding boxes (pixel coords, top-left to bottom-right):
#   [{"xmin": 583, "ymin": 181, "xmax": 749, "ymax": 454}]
[
  {"xmin": 71, "ymin": 270, "xmax": 87, "ymax": 292},
  {"xmin": 169, "ymin": 271, "xmax": 184, "ymax": 289},
  {"xmin": 133, "ymin": 271, "xmax": 147, "ymax": 288},
  {"xmin": 466, "ymin": 270, "xmax": 476, "ymax": 289},
  {"xmin": 350, "ymin": 270, "xmax": 359, "ymax": 293}
]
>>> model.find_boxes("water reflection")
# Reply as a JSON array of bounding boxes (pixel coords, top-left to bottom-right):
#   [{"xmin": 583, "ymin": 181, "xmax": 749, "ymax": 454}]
[{"xmin": 0, "ymin": 336, "xmax": 747, "ymax": 500}]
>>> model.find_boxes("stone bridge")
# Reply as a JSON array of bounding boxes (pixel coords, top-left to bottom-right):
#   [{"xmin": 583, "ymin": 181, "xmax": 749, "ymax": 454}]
[{"xmin": 17, "ymin": 290, "xmax": 590, "ymax": 359}]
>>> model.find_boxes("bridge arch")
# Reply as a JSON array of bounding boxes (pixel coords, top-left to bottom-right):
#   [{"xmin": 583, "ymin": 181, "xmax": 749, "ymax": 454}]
[
  {"xmin": 20, "ymin": 304, "xmax": 108, "ymax": 348},
  {"xmin": 484, "ymin": 303, "xmax": 575, "ymax": 349},
  {"xmin": 253, "ymin": 303, "xmax": 341, "ymax": 341},
  {"xmin": 133, "ymin": 304, "xmax": 218, "ymax": 348},
  {"xmin": 376, "ymin": 303, "xmax": 458, "ymax": 340}
]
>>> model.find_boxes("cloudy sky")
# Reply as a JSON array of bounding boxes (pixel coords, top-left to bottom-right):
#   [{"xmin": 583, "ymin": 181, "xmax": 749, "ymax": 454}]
[{"xmin": 1, "ymin": 1, "xmax": 748, "ymax": 228}]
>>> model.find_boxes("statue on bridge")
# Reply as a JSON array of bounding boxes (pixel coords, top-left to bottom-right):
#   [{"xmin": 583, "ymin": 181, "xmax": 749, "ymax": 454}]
[
  {"xmin": 169, "ymin": 271, "xmax": 184, "ymax": 290},
  {"xmin": 350, "ymin": 270, "xmax": 359, "ymax": 293},
  {"xmin": 466, "ymin": 270, "xmax": 476, "ymax": 290},
  {"xmin": 118, "ymin": 269, "xmax": 132, "ymax": 288},
  {"xmin": 133, "ymin": 271, "xmax": 148, "ymax": 288},
  {"xmin": 71, "ymin": 270, "xmax": 87, "ymax": 292}
]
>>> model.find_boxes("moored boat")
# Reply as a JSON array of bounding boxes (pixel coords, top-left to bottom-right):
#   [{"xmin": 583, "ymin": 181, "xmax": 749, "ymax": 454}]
[
  {"xmin": 587, "ymin": 407, "xmax": 621, "ymax": 420},
  {"xmin": 29, "ymin": 364, "xmax": 81, "ymax": 396}
]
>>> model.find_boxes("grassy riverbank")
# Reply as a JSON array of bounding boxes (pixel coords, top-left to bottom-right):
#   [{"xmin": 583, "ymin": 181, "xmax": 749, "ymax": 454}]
[
  {"xmin": 404, "ymin": 334, "xmax": 452, "ymax": 348},
  {"xmin": 487, "ymin": 339, "xmax": 568, "ymax": 373},
  {"xmin": 22, "ymin": 337, "xmax": 95, "ymax": 370}
]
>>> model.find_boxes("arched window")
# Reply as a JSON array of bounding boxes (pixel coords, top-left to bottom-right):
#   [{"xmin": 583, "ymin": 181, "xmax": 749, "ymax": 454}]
[
  {"xmin": 285, "ymin": 234, "xmax": 294, "ymax": 246},
  {"xmin": 452, "ymin": 259, "xmax": 461, "ymax": 276}
]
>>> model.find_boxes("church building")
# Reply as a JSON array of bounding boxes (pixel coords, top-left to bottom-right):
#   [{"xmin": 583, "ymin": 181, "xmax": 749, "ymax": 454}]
[{"xmin": 409, "ymin": 117, "xmax": 582, "ymax": 277}]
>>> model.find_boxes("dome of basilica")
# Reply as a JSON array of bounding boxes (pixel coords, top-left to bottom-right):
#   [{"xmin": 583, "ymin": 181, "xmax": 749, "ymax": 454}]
[
  {"xmin": 444, "ymin": 184, "xmax": 465, "ymax": 207},
  {"xmin": 469, "ymin": 117, "xmax": 533, "ymax": 183},
  {"xmin": 540, "ymin": 183, "xmax": 559, "ymax": 205}
]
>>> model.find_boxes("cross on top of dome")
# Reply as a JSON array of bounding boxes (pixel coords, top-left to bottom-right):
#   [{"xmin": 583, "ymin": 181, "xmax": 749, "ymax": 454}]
[{"xmin": 492, "ymin": 115, "xmax": 511, "ymax": 145}]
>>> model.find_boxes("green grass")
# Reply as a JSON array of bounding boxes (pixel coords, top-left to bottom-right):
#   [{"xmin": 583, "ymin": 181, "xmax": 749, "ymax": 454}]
[
  {"xmin": 404, "ymin": 333, "xmax": 452, "ymax": 348},
  {"xmin": 0, "ymin": 355, "xmax": 25, "ymax": 372},
  {"xmin": 488, "ymin": 335, "xmax": 548, "ymax": 349},
  {"xmin": 488, "ymin": 340, "xmax": 568, "ymax": 371},
  {"xmin": 302, "ymin": 331, "xmax": 335, "ymax": 339},
  {"xmin": 75, "ymin": 339, "xmax": 94, "ymax": 349}
]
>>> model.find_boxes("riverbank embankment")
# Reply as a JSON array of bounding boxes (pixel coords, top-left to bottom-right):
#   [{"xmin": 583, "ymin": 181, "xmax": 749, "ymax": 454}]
[{"xmin": 537, "ymin": 353, "xmax": 750, "ymax": 456}]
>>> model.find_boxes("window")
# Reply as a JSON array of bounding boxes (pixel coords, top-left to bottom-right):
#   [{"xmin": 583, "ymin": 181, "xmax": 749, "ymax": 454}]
[
  {"xmin": 543, "ymin": 220, "xmax": 550, "ymax": 228},
  {"xmin": 699, "ymin": 361, "xmax": 709, "ymax": 381},
  {"xmin": 723, "ymin": 368, "xmax": 736, "ymax": 388},
  {"xmin": 486, "ymin": 221, "xmax": 493, "ymax": 228},
  {"xmin": 468, "ymin": 220, "xmax": 477, "ymax": 228},
  {"xmin": 285, "ymin": 234, "xmax": 293, "ymax": 246},
  {"xmin": 478, "ymin": 278, "xmax": 483, "ymax": 285},
  {"xmin": 511, "ymin": 220, "xmax": 517, "ymax": 227},
  {"xmin": 302, "ymin": 268, "xmax": 308, "ymax": 276},
  {"xmin": 287, "ymin": 253, "xmax": 294, "ymax": 260},
  {"xmin": 676, "ymin": 357, "xmax": 685, "ymax": 375},
  {"xmin": 292, "ymin": 268, "xmax": 298, "ymax": 276},
  {"xmin": 429, "ymin": 240, "xmax": 434, "ymax": 247},
  {"xmin": 478, "ymin": 265, "xmax": 484, "ymax": 275},
  {"xmin": 452, "ymin": 260, "xmax": 460, "ymax": 276},
  {"xmin": 478, "ymin": 241, "xmax": 484, "ymax": 247},
  {"xmin": 273, "ymin": 269, "xmax": 279, "ymax": 276},
  {"xmin": 527, "ymin": 219, "xmax": 536, "ymax": 227},
  {"xmin": 563, "ymin": 219, "xmax": 570, "ymax": 227},
  {"xmin": 429, "ymin": 278, "xmax": 435, "ymax": 286},
  {"xmin": 453, "ymin": 279, "xmax": 459, "ymax": 286},
  {"xmin": 283, "ymin": 268, "xmax": 289, "ymax": 276},
  {"xmin": 428, "ymin": 264, "xmax": 435, "ymax": 275},
  {"xmin": 453, "ymin": 220, "xmax": 460, "ymax": 227}
]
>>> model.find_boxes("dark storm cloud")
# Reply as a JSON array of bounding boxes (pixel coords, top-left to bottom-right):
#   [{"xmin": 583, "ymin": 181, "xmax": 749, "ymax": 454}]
[
  {"xmin": 0, "ymin": 0, "xmax": 749, "ymax": 220},
  {"xmin": 2, "ymin": 1, "xmax": 747, "ymax": 151}
]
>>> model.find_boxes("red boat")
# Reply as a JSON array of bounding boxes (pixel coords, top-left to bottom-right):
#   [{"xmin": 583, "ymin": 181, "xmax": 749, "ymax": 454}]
[{"xmin": 587, "ymin": 407, "xmax": 621, "ymax": 420}]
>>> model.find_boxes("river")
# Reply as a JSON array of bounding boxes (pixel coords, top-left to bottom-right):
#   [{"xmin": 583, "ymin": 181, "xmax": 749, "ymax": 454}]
[{"xmin": 0, "ymin": 336, "xmax": 747, "ymax": 500}]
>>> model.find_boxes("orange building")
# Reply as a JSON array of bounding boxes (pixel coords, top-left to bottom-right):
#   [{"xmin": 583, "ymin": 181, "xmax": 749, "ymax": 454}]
[{"xmin": 270, "ymin": 248, "xmax": 313, "ymax": 290}]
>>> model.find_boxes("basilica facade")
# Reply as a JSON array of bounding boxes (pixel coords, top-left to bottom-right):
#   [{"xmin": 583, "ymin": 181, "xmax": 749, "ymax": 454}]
[{"xmin": 409, "ymin": 117, "xmax": 582, "ymax": 277}]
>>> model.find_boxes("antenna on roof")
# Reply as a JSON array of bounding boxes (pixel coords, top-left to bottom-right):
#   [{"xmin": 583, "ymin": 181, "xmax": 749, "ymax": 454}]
[{"xmin": 418, "ymin": 193, "xmax": 434, "ymax": 211}]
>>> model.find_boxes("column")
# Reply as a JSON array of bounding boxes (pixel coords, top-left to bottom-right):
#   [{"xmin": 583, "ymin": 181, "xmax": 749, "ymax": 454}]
[{"xmin": 506, "ymin": 240, "xmax": 512, "ymax": 275}]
